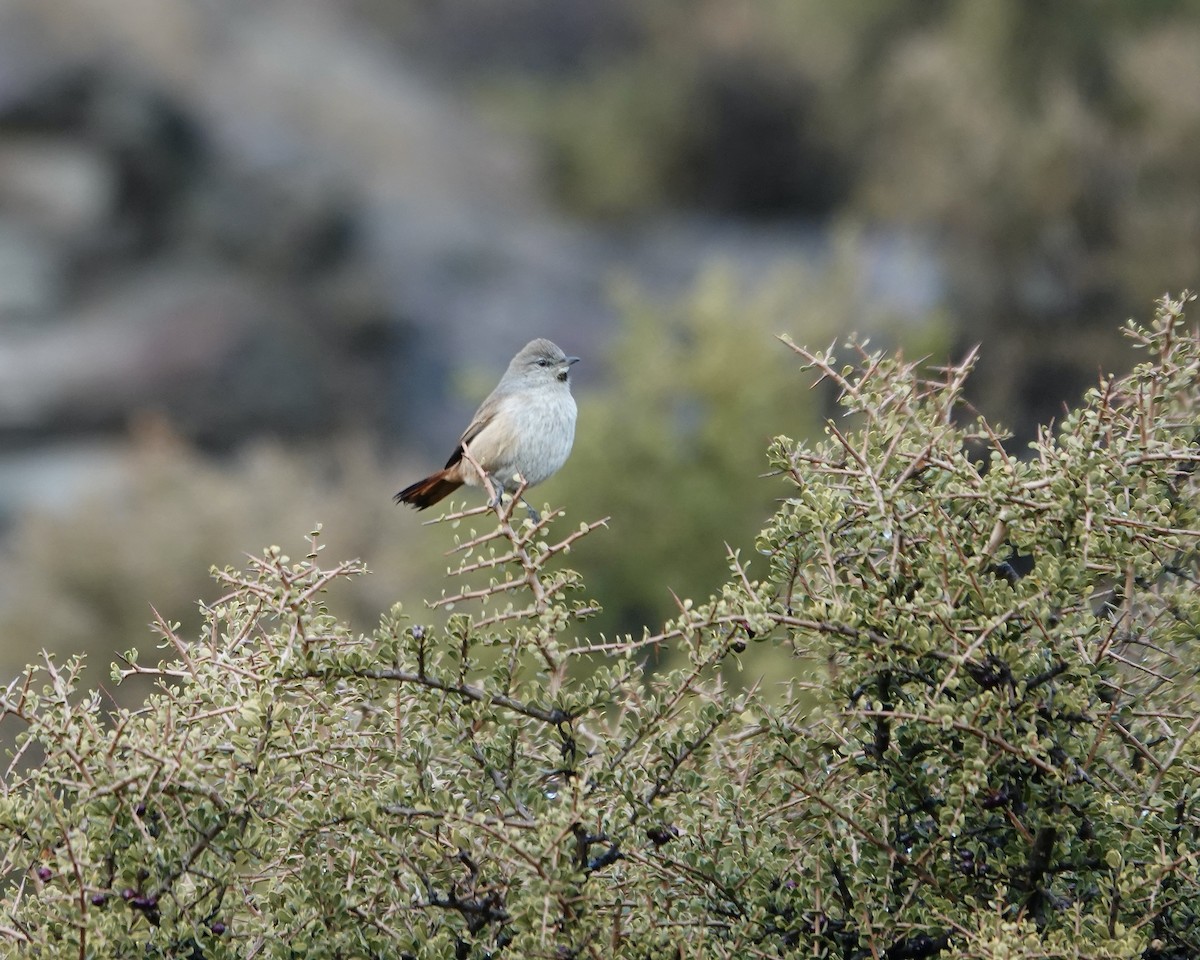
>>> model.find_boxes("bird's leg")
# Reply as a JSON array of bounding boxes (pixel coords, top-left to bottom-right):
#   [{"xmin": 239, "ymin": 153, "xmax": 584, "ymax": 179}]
[
  {"xmin": 507, "ymin": 472, "xmax": 538, "ymax": 523},
  {"xmin": 485, "ymin": 474, "xmax": 506, "ymax": 509}
]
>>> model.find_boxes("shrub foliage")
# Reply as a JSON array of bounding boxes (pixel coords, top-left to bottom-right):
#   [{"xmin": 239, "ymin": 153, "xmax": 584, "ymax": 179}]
[{"xmin": 2, "ymin": 295, "xmax": 1198, "ymax": 958}]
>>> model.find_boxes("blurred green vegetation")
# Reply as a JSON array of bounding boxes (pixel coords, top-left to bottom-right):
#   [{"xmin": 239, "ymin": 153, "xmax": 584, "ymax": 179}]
[
  {"xmin": 550, "ymin": 254, "xmax": 951, "ymax": 642},
  {"xmin": 481, "ymin": 0, "xmax": 1200, "ymax": 276},
  {"xmin": 471, "ymin": 0, "xmax": 1200, "ymax": 430},
  {"xmin": 0, "ymin": 426, "xmax": 445, "ymax": 701}
]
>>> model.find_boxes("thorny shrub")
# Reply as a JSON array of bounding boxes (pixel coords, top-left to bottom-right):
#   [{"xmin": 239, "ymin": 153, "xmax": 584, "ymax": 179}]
[{"xmin": 2, "ymin": 295, "xmax": 1198, "ymax": 958}]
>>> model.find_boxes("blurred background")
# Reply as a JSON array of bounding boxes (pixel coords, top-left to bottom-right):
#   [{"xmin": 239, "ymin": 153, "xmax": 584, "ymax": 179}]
[{"xmin": 1, "ymin": 0, "xmax": 1198, "ymax": 696}]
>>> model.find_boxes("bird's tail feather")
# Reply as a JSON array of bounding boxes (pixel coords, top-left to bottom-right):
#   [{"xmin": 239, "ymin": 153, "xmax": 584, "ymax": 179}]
[{"xmin": 393, "ymin": 471, "xmax": 463, "ymax": 510}]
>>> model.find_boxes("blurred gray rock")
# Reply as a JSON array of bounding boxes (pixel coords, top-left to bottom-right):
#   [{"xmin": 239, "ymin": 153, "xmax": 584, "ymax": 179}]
[
  {"xmin": 0, "ymin": 0, "xmax": 938, "ymax": 505},
  {"xmin": 0, "ymin": 440, "xmax": 127, "ymax": 524},
  {"xmin": 0, "ymin": 136, "xmax": 114, "ymax": 237},
  {"xmin": 0, "ymin": 219, "xmax": 64, "ymax": 318},
  {"xmin": 0, "ymin": 0, "xmax": 582, "ymax": 451},
  {"xmin": 0, "ymin": 268, "xmax": 263, "ymax": 430}
]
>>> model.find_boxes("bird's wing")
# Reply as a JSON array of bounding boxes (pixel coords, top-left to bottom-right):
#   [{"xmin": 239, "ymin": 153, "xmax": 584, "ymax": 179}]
[{"xmin": 443, "ymin": 402, "xmax": 499, "ymax": 469}]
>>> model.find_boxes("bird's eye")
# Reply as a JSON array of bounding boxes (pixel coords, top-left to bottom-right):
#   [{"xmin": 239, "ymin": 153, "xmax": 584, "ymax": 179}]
[{"xmin": 536, "ymin": 358, "xmax": 550, "ymax": 367}]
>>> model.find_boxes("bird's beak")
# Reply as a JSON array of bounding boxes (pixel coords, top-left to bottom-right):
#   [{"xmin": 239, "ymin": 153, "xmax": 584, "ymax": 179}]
[{"xmin": 566, "ymin": 356, "xmax": 581, "ymax": 366}]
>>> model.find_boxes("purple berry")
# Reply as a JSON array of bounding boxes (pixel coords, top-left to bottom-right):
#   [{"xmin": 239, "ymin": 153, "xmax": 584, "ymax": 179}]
[
  {"xmin": 121, "ymin": 888, "xmax": 136, "ymax": 901},
  {"xmin": 210, "ymin": 921, "xmax": 227, "ymax": 935},
  {"xmin": 35, "ymin": 866, "xmax": 51, "ymax": 882},
  {"xmin": 90, "ymin": 893, "xmax": 107, "ymax": 906},
  {"xmin": 134, "ymin": 802, "xmax": 147, "ymax": 817}
]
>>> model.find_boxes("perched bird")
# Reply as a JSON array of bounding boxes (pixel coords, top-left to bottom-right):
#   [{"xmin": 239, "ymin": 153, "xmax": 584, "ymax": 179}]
[{"xmin": 394, "ymin": 338, "xmax": 579, "ymax": 517}]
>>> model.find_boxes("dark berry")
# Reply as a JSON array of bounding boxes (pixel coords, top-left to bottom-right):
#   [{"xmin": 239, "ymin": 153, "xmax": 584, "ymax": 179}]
[
  {"xmin": 134, "ymin": 802, "xmax": 147, "ymax": 817},
  {"xmin": 982, "ymin": 786, "xmax": 1010, "ymax": 810},
  {"xmin": 90, "ymin": 893, "xmax": 107, "ymax": 906},
  {"xmin": 646, "ymin": 824, "xmax": 680, "ymax": 847},
  {"xmin": 210, "ymin": 921, "xmax": 227, "ymax": 935},
  {"xmin": 35, "ymin": 866, "xmax": 52, "ymax": 882},
  {"xmin": 121, "ymin": 888, "xmax": 136, "ymax": 901}
]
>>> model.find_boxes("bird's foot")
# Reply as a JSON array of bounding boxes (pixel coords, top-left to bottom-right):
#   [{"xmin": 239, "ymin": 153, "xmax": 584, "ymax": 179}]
[{"xmin": 486, "ymin": 474, "xmax": 505, "ymax": 509}]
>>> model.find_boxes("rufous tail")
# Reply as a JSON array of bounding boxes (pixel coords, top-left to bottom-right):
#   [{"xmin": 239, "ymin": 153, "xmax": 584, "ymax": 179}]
[{"xmin": 393, "ymin": 470, "xmax": 463, "ymax": 510}]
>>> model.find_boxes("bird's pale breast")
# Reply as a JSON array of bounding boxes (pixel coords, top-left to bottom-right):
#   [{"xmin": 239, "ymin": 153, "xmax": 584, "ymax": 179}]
[{"xmin": 490, "ymin": 385, "xmax": 576, "ymax": 488}]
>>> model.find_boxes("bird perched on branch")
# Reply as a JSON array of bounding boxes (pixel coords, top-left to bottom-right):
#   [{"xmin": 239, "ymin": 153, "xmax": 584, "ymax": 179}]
[{"xmin": 394, "ymin": 338, "xmax": 579, "ymax": 518}]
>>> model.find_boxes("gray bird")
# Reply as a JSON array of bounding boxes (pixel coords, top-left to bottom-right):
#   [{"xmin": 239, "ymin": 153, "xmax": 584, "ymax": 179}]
[{"xmin": 394, "ymin": 338, "xmax": 579, "ymax": 516}]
